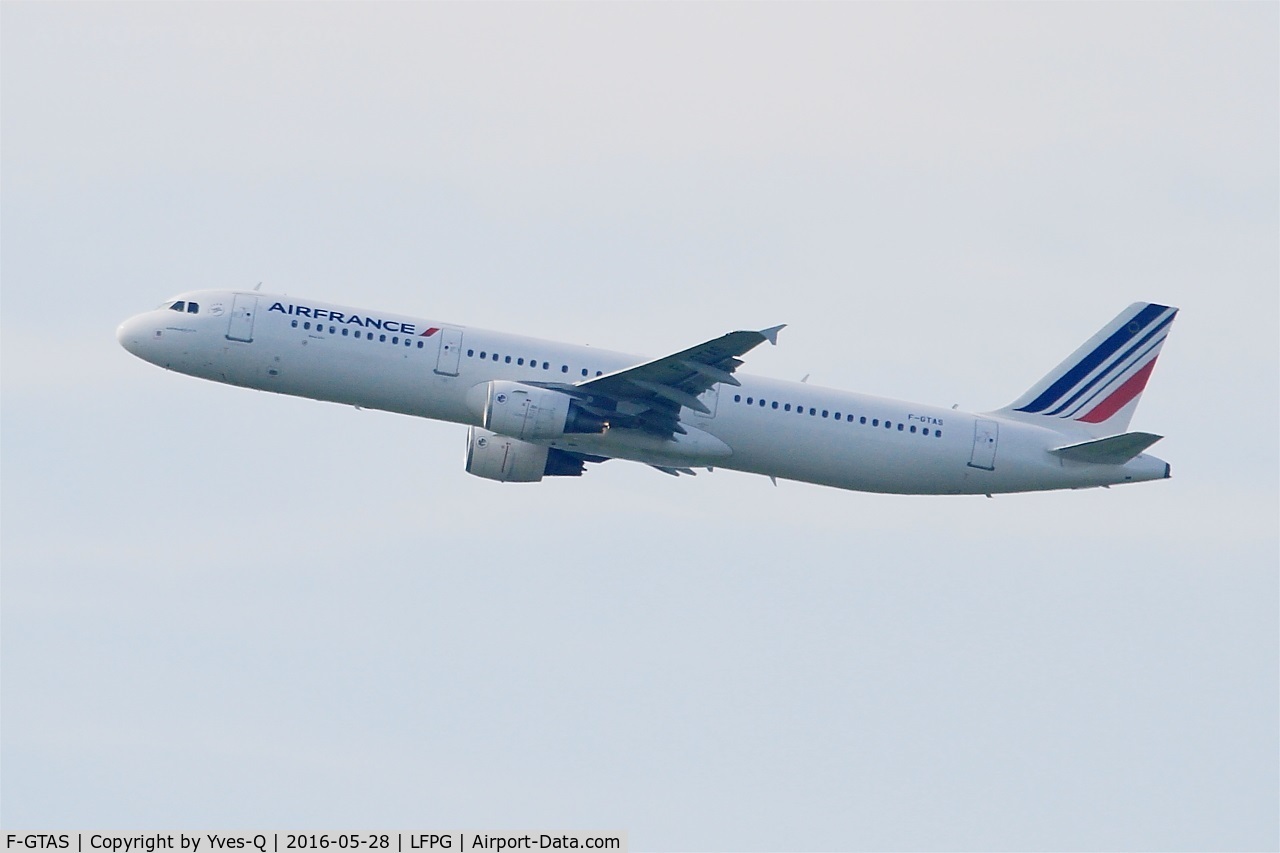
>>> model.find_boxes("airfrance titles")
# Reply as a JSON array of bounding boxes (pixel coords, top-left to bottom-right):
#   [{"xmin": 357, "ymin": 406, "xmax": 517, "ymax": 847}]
[{"xmin": 268, "ymin": 302, "xmax": 436, "ymax": 336}]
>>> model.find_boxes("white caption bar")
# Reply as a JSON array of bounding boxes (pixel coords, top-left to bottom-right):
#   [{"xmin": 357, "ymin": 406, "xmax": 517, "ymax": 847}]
[{"xmin": 3, "ymin": 834, "xmax": 626, "ymax": 853}]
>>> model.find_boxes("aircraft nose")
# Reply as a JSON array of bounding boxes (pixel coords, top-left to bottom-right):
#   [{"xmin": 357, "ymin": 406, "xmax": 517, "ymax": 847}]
[{"xmin": 116, "ymin": 315, "xmax": 149, "ymax": 357}]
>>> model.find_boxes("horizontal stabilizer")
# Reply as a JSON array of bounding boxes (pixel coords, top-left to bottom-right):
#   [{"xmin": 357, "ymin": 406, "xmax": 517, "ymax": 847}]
[{"xmin": 1050, "ymin": 432, "xmax": 1163, "ymax": 465}]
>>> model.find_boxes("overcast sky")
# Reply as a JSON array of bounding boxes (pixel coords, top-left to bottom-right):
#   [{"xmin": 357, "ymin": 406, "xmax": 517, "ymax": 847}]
[{"xmin": 2, "ymin": 3, "xmax": 1277, "ymax": 850}]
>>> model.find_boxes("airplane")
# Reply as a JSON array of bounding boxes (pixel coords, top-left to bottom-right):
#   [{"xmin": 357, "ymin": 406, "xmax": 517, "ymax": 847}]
[{"xmin": 116, "ymin": 292, "xmax": 1177, "ymax": 495}]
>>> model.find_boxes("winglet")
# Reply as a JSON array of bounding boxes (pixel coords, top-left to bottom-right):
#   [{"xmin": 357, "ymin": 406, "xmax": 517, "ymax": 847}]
[{"xmin": 760, "ymin": 324, "xmax": 786, "ymax": 346}]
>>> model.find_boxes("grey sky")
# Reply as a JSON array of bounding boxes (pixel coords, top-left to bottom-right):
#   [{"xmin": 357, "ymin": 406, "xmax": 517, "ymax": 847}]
[{"xmin": 2, "ymin": 3, "xmax": 1277, "ymax": 850}]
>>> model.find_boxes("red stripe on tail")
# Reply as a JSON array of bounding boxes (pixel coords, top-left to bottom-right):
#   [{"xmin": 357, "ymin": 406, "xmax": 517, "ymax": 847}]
[{"xmin": 1077, "ymin": 358, "xmax": 1158, "ymax": 424}]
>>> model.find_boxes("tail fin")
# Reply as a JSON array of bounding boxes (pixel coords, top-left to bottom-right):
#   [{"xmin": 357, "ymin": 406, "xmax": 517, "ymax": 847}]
[{"xmin": 994, "ymin": 302, "xmax": 1178, "ymax": 436}]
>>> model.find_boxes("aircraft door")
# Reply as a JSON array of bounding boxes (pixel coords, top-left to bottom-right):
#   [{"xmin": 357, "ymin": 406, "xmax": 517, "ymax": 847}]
[
  {"xmin": 968, "ymin": 419, "xmax": 999, "ymax": 471},
  {"xmin": 226, "ymin": 294, "xmax": 258, "ymax": 342},
  {"xmin": 434, "ymin": 327, "xmax": 464, "ymax": 376}
]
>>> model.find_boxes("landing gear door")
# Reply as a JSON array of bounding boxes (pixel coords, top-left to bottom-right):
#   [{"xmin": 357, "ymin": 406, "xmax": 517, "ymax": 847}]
[
  {"xmin": 226, "ymin": 294, "xmax": 257, "ymax": 343},
  {"xmin": 690, "ymin": 385, "xmax": 719, "ymax": 419},
  {"xmin": 968, "ymin": 419, "xmax": 999, "ymax": 471},
  {"xmin": 434, "ymin": 326, "xmax": 464, "ymax": 376}
]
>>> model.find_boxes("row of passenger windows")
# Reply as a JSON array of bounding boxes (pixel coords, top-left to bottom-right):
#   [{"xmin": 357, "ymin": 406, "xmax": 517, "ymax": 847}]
[
  {"xmin": 732, "ymin": 394, "xmax": 943, "ymax": 438},
  {"xmin": 166, "ymin": 301, "xmax": 200, "ymax": 314},
  {"xmin": 288, "ymin": 320, "xmax": 607, "ymax": 374},
  {"xmin": 291, "ymin": 319, "xmax": 428, "ymax": 348},
  {"xmin": 286, "ymin": 319, "xmax": 928, "ymax": 432},
  {"xmin": 465, "ymin": 348, "xmax": 603, "ymax": 377}
]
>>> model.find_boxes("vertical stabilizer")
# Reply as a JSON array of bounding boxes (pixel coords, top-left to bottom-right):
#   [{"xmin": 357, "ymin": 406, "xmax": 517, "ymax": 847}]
[{"xmin": 993, "ymin": 302, "xmax": 1177, "ymax": 436}]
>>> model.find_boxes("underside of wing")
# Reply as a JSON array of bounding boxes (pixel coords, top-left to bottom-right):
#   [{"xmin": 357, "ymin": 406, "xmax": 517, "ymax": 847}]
[{"xmin": 546, "ymin": 447, "xmax": 611, "ymax": 476}]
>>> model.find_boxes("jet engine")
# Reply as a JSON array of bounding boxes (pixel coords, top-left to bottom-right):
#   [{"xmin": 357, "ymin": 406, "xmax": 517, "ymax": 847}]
[
  {"xmin": 482, "ymin": 380, "xmax": 608, "ymax": 441},
  {"xmin": 465, "ymin": 427, "xmax": 588, "ymax": 483}
]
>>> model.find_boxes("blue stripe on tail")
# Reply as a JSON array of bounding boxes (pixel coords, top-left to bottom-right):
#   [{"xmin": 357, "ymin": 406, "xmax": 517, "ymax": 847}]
[
  {"xmin": 1042, "ymin": 313, "xmax": 1176, "ymax": 417},
  {"xmin": 1015, "ymin": 303, "xmax": 1169, "ymax": 414},
  {"xmin": 1060, "ymin": 333, "xmax": 1168, "ymax": 419}
]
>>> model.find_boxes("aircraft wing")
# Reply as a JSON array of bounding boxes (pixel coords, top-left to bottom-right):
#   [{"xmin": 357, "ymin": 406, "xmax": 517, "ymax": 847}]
[{"xmin": 535, "ymin": 325, "xmax": 784, "ymax": 436}]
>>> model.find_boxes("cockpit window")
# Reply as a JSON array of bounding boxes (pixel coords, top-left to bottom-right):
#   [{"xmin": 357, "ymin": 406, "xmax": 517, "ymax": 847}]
[
  {"xmin": 186, "ymin": 302, "xmax": 199, "ymax": 314},
  {"xmin": 169, "ymin": 301, "xmax": 186, "ymax": 312}
]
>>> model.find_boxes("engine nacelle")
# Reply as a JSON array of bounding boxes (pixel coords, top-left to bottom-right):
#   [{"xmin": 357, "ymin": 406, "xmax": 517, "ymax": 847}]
[
  {"xmin": 464, "ymin": 427, "xmax": 588, "ymax": 483},
  {"xmin": 483, "ymin": 380, "xmax": 608, "ymax": 440},
  {"xmin": 465, "ymin": 427, "xmax": 549, "ymax": 482}
]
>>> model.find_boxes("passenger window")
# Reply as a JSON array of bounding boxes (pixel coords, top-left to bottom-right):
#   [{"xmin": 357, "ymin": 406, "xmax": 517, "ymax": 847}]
[
  {"xmin": 380, "ymin": 334, "xmax": 387, "ymax": 342},
  {"xmin": 417, "ymin": 341, "xmax": 424, "ymax": 348},
  {"xmin": 897, "ymin": 423, "xmax": 904, "ymax": 431},
  {"xmin": 342, "ymin": 328, "xmax": 349, "ymax": 336},
  {"xmin": 846, "ymin": 414, "xmax": 853, "ymax": 422},
  {"xmin": 910, "ymin": 425, "xmax": 917, "ymax": 433},
  {"xmin": 304, "ymin": 322, "xmax": 311, "ymax": 330},
  {"xmin": 329, "ymin": 326, "xmax": 336, "ymax": 334},
  {"xmin": 884, "ymin": 421, "xmax": 891, "ymax": 429},
  {"xmin": 735, "ymin": 395, "xmax": 742, "ymax": 402},
  {"xmin": 596, "ymin": 371, "xmax": 603, "ymax": 376},
  {"xmin": 747, "ymin": 397, "xmax": 754, "ymax": 405},
  {"xmin": 517, "ymin": 358, "xmax": 524, "ymax": 365},
  {"xmin": 467, "ymin": 349, "xmax": 474, "ymax": 357},
  {"xmin": 771, "ymin": 401, "xmax": 778, "ymax": 409},
  {"xmin": 936, "ymin": 431, "xmax": 943, "ymax": 438},
  {"xmin": 822, "ymin": 410, "xmax": 829, "ymax": 418},
  {"xmin": 291, "ymin": 320, "xmax": 298, "ymax": 328},
  {"xmin": 479, "ymin": 351, "xmax": 486, "ymax": 358},
  {"xmin": 784, "ymin": 404, "xmax": 791, "ymax": 412},
  {"xmin": 561, "ymin": 365, "xmax": 568, "ymax": 373},
  {"xmin": 392, "ymin": 336, "xmax": 399, "ymax": 344},
  {"xmin": 186, "ymin": 302, "xmax": 199, "ymax": 314},
  {"xmin": 582, "ymin": 368, "xmax": 589, "ymax": 376},
  {"xmin": 543, "ymin": 362, "xmax": 550, "ymax": 370},
  {"xmin": 834, "ymin": 412, "xmax": 841, "ymax": 420},
  {"xmin": 506, "ymin": 356, "xmax": 512, "ymax": 363},
  {"xmin": 809, "ymin": 408, "xmax": 816, "ymax": 416},
  {"xmin": 872, "ymin": 419, "xmax": 879, "ymax": 427},
  {"xmin": 759, "ymin": 399, "xmax": 766, "ymax": 407}
]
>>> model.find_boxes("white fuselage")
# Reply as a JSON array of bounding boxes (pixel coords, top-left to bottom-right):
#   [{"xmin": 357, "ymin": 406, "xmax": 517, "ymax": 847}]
[{"xmin": 116, "ymin": 290, "xmax": 1171, "ymax": 495}]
